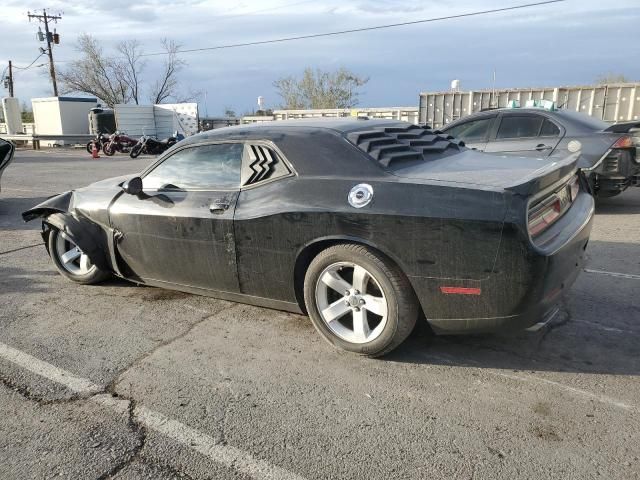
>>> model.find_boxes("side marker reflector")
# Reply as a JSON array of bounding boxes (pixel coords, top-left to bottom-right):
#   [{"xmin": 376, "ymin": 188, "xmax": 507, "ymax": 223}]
[{"xmin": 440, "ymin": 286, "xmax": 481, "ymax": 295}]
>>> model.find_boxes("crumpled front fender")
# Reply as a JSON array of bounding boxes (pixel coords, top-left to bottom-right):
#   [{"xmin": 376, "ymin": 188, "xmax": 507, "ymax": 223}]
[
  {"xmin": 22, "ymin": 191, "xmax": 112, "ymax": 272},
  {"xmin": 22, "ymin": 191, "xmax": 73, "ymax": 222}
]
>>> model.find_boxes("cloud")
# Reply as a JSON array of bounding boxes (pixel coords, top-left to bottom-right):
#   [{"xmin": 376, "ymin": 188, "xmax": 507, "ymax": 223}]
[{"xmin": 1, "ymin": 0, "xmax": 639, "ymax": 115}]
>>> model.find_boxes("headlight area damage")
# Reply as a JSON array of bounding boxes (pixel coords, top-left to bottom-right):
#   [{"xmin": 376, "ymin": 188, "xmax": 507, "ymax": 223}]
[{"xmin": 22, "ymin": 191, "xmax": 113, "ymax": 272}]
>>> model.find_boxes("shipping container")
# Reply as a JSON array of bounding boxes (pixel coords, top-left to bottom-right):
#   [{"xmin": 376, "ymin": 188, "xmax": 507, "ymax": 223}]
[{"xmin": 418, "ymin": 83, "xmax": 640, "ymax": 128}]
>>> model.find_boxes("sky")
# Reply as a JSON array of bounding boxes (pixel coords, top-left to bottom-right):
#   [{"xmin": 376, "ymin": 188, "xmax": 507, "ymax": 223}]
[{"xmin": 1, "ymin": 0, "xmax": 639, "ymax": 116}]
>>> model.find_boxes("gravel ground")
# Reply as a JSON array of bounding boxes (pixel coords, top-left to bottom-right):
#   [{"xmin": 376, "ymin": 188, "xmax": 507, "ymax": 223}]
[{"xmin": 0, "ymin": 148, "xmax": 638, "ymax": 480}]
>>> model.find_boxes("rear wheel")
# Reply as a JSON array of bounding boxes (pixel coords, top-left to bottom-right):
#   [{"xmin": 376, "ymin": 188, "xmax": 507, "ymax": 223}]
[
  {"xmin": 48, "ymin": 228, "xmax": 110, "ymax": 284},
  {"xmin": 86, "ymin": 141, "xmax": 100, "ymax": 154},
  {"xmin": 304, "ymin": 244, "xmax": 418, "ymax": 357}
]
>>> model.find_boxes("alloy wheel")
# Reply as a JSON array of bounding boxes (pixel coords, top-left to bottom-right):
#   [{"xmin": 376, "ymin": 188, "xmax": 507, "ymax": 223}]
[
  {"xmin": 315, "ymin": 262, "xmax": 388, "ymax": 344},
  {"xmin": 54, "ymin": 231, "xmax": 95, "ymax": 276}
]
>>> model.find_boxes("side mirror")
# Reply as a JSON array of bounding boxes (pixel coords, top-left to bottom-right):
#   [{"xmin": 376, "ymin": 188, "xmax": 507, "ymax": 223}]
[{"xmin": 123, "ymin": 176, "xmax": 143, "ymax": 195}]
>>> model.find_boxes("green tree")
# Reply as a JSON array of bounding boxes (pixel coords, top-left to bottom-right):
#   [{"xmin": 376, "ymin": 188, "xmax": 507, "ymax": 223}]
[
  {"xmin": 274, "ymin": 67, "xmax": 369, "ymax": 109},
  {"xmin": 21, "ymin": 101, "xmax": 34, "ymax": 123}
]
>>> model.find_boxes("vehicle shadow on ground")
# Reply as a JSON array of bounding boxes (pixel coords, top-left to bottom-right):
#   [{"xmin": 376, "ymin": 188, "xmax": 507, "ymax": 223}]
[
  {"xmin": 594, "ymin": 188, "xmax": 640, "ymax": 214},
  {"xmin": 389, "ymin": 298, "xmax": 640, "ymax": 376},
  {"xmin": 0, "ymin": 196, "xmax": 49, "ymax": 230}
]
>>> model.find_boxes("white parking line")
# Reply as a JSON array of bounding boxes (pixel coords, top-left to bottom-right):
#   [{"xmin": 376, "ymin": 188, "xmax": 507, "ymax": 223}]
[
  {"xmin": 493, "ymin": 371, "xmax": 637, "ymax": 413},
  {"xmin": 425, "ymin": 352, "xmax": 637, "ymax": 413},
  {"xmin": 0, "ymin": 341, "xmax": 305, "ymax": 480},
  {"xmin": 584, "ymin": 268, "xmax": 640, "ymax": 280}
]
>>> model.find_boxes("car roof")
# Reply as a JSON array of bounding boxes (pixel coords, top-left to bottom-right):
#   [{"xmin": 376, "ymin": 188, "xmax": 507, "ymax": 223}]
[
  {"xmin": 182, "ymin": 118, "xmax": 409, "ymax": 146},
  {"xmin": 443, "ymin": 108, "xmax": 609, "ymax": 133}
]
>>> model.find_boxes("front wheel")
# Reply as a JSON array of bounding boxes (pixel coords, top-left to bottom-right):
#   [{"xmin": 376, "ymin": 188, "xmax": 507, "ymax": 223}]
[
  {"xmin": 48, "ymin": 228, "xmax": 110, "ymax": 284},
  {"xmin": 103, "ymin": 142, "xmax": 116, "ymax": 156},
  {"xmin": 129, "ymin": 144, "xmax": 143, "ymax": 158},
  {"xmin": 304, "ymin": 244, "xmax": 418, "ymax": 357}
]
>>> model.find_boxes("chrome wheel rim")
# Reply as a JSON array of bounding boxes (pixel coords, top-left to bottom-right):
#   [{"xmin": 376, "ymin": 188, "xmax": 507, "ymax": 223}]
[
  {"xmin": 315, "ymin": 262, "xmax": 388, "ymax": 344},
  {"xmin": 54, "ymin": 231, "xmax": 95, "ymax": 276}
]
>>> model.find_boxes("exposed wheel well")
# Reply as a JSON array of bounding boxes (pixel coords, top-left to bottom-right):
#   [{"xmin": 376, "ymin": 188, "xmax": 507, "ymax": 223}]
[{"xmin": 293, "ymin": 239, "xmax": 422, "ymax": 320}]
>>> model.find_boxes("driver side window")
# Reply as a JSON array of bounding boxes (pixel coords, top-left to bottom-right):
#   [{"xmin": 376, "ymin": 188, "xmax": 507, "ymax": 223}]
[{"xmin": 143, "ymin": 143, "xmax": 243, "ymax": 191}]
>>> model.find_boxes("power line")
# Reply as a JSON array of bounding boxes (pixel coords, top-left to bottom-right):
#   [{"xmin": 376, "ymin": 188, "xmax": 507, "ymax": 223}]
[
  {"xmin": 12, "ymin": 53, "xmax": 45, "ymax": 71},
  {"xmin": 140, "ymin": 0, "xmax": 565, "ymax": 57}
]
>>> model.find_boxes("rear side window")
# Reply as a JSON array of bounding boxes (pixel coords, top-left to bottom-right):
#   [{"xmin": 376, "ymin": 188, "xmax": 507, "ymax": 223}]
[
  {"xmin": 540, "ymin": 119, "xmax": 560, "ymax": 137},
  {"xmin": 496, "ymin": 116, "xmax": 543, "ymax": 139},
  {"xmin": 446, "ymin": 118, "xmax": 492, "ymax": 142},
  {"xmin": 241, "ymin": 144, "xmax": 291, "ymax": 187},
  {"xmin": 143, "ymin": 143, "xmax": 243, "ymax": 190}
]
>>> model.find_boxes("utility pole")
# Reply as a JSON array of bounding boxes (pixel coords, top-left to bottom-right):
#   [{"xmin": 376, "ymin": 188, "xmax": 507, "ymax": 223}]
[
  {"xmin": 28, "ymin": 9, "xmax": 62, "ymax": 97},
  {"xmin": 8, "ymin": 61, "xmax": 14, "ymax": 97}
]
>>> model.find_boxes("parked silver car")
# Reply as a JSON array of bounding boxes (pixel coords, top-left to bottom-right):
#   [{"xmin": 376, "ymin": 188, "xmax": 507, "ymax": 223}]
[{"xmin": 441, "ymin": 108, "xmax": 640, "ymax": 197}]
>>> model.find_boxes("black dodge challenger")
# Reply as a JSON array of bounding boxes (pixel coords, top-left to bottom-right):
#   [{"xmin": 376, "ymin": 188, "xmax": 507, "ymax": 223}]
[{"xmin": 23, "ymin": 119, "xmax": 594, "ymax": 357}]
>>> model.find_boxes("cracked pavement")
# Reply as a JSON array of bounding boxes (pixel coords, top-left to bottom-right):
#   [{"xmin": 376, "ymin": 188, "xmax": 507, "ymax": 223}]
[{"xmin": 0, "ymin": 149, "xmax": 639, "ymax": 479}]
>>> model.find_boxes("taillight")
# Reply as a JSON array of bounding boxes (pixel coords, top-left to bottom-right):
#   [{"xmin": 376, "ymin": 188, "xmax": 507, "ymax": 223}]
[
  {"xmin": 612, "ymin": 135, "xmax": 633, "ymax": 149},
  {"xmin": 528, "ymin": 175, "xmax": 578, "ymax": 238},
  {"xmin": 528, "ymin": 198, "xmax": 562, "ymax": 237},
  {"xmin": 569, "ymin": 175, "xmax": 580, "ymax": 201}
]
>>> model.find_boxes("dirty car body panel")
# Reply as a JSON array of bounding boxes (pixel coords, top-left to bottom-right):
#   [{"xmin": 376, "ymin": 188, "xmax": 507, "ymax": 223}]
[{"xmin": 23, "ymin": 119, "xmax": 594, "ymax": 335}]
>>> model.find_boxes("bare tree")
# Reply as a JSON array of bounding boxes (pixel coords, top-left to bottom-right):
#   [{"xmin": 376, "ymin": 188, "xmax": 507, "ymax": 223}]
[
  {"xmin": 274, "ymin": 67, "xmax": 369, "ymax": 109},
  {"xmin": 59, "ymin": 34, "xmax": 133, "ymax": 106},
  {"xmin": 60, "ymin": 34, "xmax": 192, "ymax": 107},
  {"xmin": 596, "ymin": 73, "xmax": 632, "ymax": 85},
  {"xmin": 116, "ymin": 39, "xmax": 146, "ymax": 104},
  {"xmin": 149, "ymin": 39, "xmax": 186, "ymax": 104}
]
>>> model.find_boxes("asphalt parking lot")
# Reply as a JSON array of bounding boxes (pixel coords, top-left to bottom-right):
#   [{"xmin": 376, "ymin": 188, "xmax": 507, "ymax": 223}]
[{"xmin": 0, "ymin": 149, "xmax": 639, "ymax": 480}]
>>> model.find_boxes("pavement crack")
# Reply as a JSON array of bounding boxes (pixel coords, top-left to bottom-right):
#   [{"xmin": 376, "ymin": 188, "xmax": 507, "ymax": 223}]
[
  {"xmin": 105, "ymin": 304, "xmax": 238, "ymax": 394},
  {"xmin": 96, "ymin": 397, "xmax": 147, "ymax": 480},
  {"xmin": 0, "ymin": 243, "xmax": 43, "ymax": 255},
  {"xmin": 0, "ymin": 374, "xmax": 94, "ymax": 405}
]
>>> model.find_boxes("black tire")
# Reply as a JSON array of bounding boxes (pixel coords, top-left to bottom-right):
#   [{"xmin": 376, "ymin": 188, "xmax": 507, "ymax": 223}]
[
  {"xmin": 86, "ymin": 141, "xmax": 100, "ymax": 154},
  {"xmin": 103, "ymin": 142, "xmax": 116, "ymax": 156},
  {"xmin": 303, "ymin": 244, "xmax": 418, "ymax": 357},
  {"xmin": 48, "ymin": 228, "xmax": 110, "ymax": 285},
  {"xmin": 130, "ymin": 144, "xmax": 143, "ymax": 158}
]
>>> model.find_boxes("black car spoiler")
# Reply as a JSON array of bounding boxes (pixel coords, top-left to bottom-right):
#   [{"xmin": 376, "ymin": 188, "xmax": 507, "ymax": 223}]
[
  {"xmin": 504, "ymin": 152, "xmax": 580, "ymax": 197},
  {"xmin": 603, "ymin": 121, "xmax": 640, "ymax": 133}
]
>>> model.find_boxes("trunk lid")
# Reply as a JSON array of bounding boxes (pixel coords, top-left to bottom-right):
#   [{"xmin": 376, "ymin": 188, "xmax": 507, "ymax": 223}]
[{"xmin": 391, "ymin": 149, "xmax": 579, "ymax": 196}]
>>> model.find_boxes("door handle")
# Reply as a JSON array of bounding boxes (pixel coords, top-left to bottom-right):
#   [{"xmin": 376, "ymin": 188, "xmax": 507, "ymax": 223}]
[
  {"xmin": 536, "ymin": 144, "xmax": 552, "ymax": 151},
  {"xmin": 209, "ymin": 202, "xmax": 230, "ymax": 213}
]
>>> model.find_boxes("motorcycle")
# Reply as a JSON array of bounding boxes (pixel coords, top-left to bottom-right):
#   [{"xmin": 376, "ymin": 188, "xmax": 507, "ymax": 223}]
[
  {"xmin": 86, "ymin": 133, "xmax": 110, "ymax": 154},
  {"xmin": 102, "ymin": 131, "xmax": 138, "ymax": 156},
  {"xmin": 129, "ymin": 133, "xmax": 179, "ymax": 158}
]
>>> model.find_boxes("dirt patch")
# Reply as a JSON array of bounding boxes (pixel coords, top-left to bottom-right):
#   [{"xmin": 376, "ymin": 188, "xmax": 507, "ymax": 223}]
[
  {"xmin": 531, "ymin": 424, "xmax": 561, "ymax": 442},
  {"xmin": 532, "ymin": 402, "xmax": 552, "ymax": 416},
  {"xmin": 141, "ymin": 289, "xmax": 191, "ymax": 301}
]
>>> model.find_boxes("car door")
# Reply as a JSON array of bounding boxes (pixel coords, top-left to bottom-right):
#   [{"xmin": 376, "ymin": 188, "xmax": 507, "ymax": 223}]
[
  {"xmin": 443, "ymin": 115, "xmax": 495, "ymax": 151},
  {"xmin": 109, "ymin": 142, "xmax": 244, "ymax": 292},
  {"xmin": 484, "ymin": 113, "xmax": 562, "ymax": 156}
]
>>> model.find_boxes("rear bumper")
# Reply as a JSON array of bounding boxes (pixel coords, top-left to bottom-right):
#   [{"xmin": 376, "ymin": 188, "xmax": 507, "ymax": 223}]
[
  {"xmin": 427, "ymin": 193, "xmax": 594, "ymax": 335},
  {"xmin": 590, "ymin": 148, "xmax": 640, "ymax": 195}
]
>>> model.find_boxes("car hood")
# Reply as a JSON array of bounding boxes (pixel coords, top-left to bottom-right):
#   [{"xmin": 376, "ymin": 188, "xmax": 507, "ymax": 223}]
[
  {"xmin": 391, "ymin": 149, "xmax": 574, "ymax": 193},
  {"xmin": 85, "ymin": 174, "xmax": 137, "ymax": 189}
]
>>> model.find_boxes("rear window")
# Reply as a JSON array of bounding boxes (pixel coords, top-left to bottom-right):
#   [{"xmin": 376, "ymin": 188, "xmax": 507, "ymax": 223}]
[
  {"xmin": 540, "ymin": 119, "xmax": 561, "ymax": 137},
  {"xmin": 446, "ymin": 118, "xmax": 492, "ymax": 142},
  {"xmin": 496, "ymin": 115, "xmax": 543, "ymax": 139}
]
